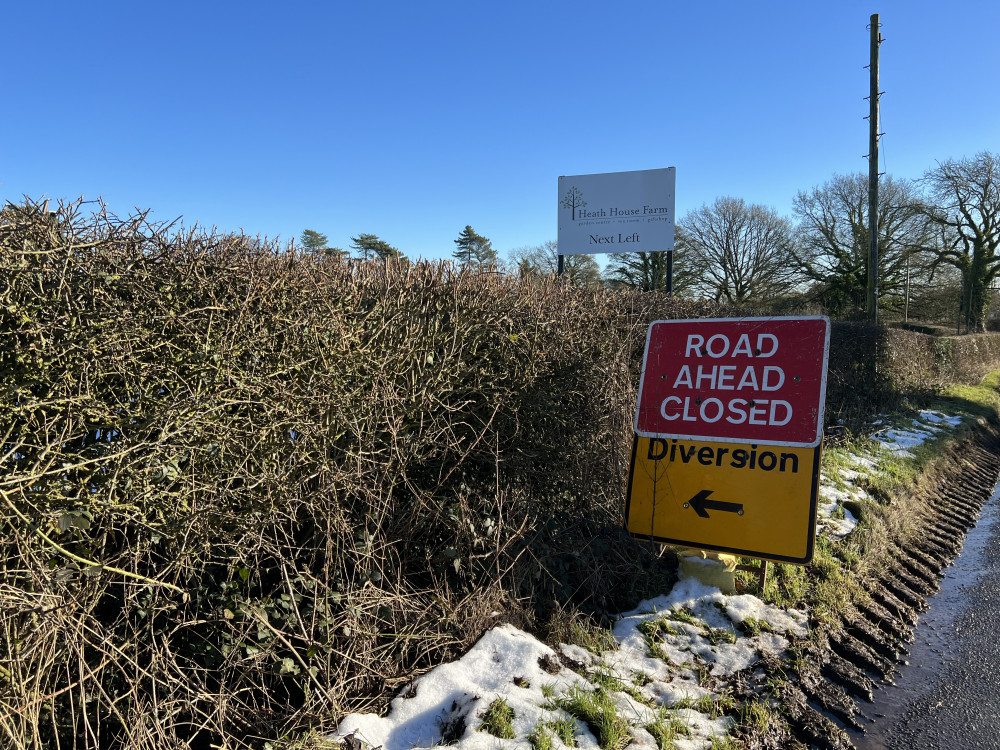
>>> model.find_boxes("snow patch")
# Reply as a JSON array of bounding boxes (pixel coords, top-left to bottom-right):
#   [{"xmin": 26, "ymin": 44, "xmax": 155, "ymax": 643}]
[
  {"xmin": 874, "ymin": 409, "xmax": 964, "ymax": 457},
  {"xmin": 334, "ymin": 625, "xmax": 577, "ymax": 750},
  {"xmin": 334, "ymin": 579, "xmax": 808, "ymax": 750}
]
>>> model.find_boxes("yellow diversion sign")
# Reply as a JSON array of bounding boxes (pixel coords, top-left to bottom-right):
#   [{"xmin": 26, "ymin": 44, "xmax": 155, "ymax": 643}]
[{"xmin": 624, "ymin": 436, "xmax": 822, "ymax": 564}]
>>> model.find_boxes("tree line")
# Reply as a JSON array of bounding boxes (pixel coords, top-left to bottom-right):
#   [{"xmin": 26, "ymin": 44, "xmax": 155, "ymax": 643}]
[{"xmin": 300, "ymin": 151, "xmax": 1000, "ymax": 331}]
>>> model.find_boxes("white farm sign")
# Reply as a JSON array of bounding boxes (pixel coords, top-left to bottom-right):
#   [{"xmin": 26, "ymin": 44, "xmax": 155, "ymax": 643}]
[{"xmin": 557, "ymin": 167, "xmax": 675, "ymax": 255}]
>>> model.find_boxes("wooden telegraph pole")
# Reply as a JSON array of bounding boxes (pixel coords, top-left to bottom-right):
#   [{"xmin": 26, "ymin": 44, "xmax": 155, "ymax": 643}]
[{"xmin": 867, "ymin": 13, "xmax": 882, "ymax": 323}]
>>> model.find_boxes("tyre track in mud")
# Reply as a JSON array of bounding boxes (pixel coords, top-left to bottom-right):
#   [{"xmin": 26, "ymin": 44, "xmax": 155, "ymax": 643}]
[{"xmin": 752, "ymin": 427, "xmax": 1000, "ymax": 750}]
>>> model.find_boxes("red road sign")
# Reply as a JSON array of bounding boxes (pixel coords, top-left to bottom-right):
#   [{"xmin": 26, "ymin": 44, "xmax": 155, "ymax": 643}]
[{"xmin": 634, "ymin": 317, "xmax": 830, "ymax": 448}]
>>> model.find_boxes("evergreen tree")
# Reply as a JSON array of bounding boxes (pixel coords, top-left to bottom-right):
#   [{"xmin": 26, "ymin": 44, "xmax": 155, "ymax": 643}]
[
  {"xmin": 300, "ymin": 229, "xmax": 329, "ymax": 254},
  {"xmin": 453, "ymin": 225, "xmax": 498, "ymax": 269},
  {"xmin": 603, "ymin": 243, "xmax": 701, "ymax": 295},
  {"xmin": 350, "ymin": 233, "xmax": 405, "ymax": 261}
]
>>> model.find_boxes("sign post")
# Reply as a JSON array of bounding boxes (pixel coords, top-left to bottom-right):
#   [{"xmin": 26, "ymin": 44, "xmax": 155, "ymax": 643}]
[{"xmin": 626, "ymin": 316, "xmax": 831, "ymax": 564}]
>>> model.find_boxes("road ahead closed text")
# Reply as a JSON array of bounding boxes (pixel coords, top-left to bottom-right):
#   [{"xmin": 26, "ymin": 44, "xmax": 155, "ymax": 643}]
[{"xmin": 635, "ymin": 317, "xmax": 830, "ymax": 447}]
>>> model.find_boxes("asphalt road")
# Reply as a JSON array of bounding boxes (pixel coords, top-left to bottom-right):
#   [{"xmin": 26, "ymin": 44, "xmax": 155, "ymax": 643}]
[{"xmin": 850, "ymin": 483, "xmax": 1000, "ymax": 750}]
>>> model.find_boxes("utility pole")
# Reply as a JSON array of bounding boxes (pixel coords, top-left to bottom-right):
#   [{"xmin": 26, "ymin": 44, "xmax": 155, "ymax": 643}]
[
  {"xmin": 866, "ymin": 13, "xmax": 882, "ymax": 323},
  {"xmin": 904, "ymin": 255, "xmax": 910, "ymax": 324}
]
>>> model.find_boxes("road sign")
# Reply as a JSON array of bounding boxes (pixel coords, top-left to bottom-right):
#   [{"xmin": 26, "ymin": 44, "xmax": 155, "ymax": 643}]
[
  {"xmin": 635, "ymin": 316, "xmax": 830, "ymax": 448},
  {"xmin": 558, "ymin": 168, "xmax": 675, "ymax": 255},
  {"xmin": 624, "ymin": 435, "xmax": 821, "ymax": 564}
]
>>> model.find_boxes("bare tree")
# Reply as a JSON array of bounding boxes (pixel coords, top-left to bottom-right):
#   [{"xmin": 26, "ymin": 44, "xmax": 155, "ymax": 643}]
[
  {"xmin": 680, "ymin": 197, "xmax": 800, "ymax": 304},
  {"xmin": 921, "ymin": 152, "xmax": 1000, "ymax": 332},
  {"xmin": 507, "ymin": 241, "xmax": 601, "ymax": 286},
  {"xmin": 792, "ymin": 173, "xmax": 931, "ymax": 317}
]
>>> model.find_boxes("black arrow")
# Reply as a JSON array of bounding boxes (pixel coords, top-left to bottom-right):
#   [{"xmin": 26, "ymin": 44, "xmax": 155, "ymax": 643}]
[{"xmin": 685, "ymin": 489, "xmax": 744, "ymax": 519}]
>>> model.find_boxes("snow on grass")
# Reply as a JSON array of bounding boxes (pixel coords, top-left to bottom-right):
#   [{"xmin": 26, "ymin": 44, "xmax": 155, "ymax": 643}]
[
  {"xmin": 873, "ymin": 409, "xmax": 964, "ymax": 457},
  {"xmin": 916, "ymin": 410, "xmax": 963, "ymax": 427},
  {"xmin": 333, "ymin": 578, "xmax": 814, "ymax": 750},
  {"xmin": 847, "ymin": 452, "xmax": 879, "ymax": 472},
  {"xmin": 817, "ymin": 408, "xmax": 965, "ymax": 540},
  {"xmin": 837, "ymin": 468, "xmax": 863, "ymax": 483},
  {"xmin": 817, "ymin": 464, "xmax": 865, "ymax": 539},
  {"xmin": 816, "ymin": 501, "xmax": 860, "ymax": 539},
  {"xmin": 816, "ymin": 480, "xmax": 861, "ymax": 540},
  {"xmin": 334, "ymin": 624, "xmax": 583, "ymax": 750}
]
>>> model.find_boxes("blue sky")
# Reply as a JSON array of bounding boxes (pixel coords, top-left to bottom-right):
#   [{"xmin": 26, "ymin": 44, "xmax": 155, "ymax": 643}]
[{"xmin": 2, "ymin": 1, "xmax": 997, "ymax": 262}]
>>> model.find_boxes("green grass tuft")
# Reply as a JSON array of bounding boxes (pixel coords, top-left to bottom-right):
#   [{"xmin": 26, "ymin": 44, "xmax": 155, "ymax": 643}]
[
  {"xmin": 529, "ymin": 725, "xmax": 554, "ymax": 750},
  {"xmin": 645, "ymin": 706, "xmax": 692, "ymax": 750},
  {"xmin": 736, "ymin": 699, "xmax": 775, "ymax": 734},
  {"xmin": 707, "ymin": 734, "xmax": 738, "ymax": 750},
  {"xmin": 479, "ymin": 697, "xmax": 515, "ymax": 739},
  {"xmin": 554, "ymin": 686, "xmax": 631, "ymax": 750},
  {"xmin": 547, "ymin": 716, "xmax": 578, "ymax": 747},
  {"xmin": 736, "ymin": 617, "xmax": 773, "ymax": 636},
  {"xmin": 690, "ymin": 692, "xmax": 734, "ymax": 719},
  {"xmin": 546, "ymin": 608, "xmax": 619, "ymax": 654},
  {"xmin": 667, "ymin": 607, "xmax": 698, "ymax": 625},
  {"xmin": 589, "ymin": 665, "xmax": 626, "ymax": 693},
  {"xmin": 703, "ymin": 625, "xmax": 737, "ymax": 645}
]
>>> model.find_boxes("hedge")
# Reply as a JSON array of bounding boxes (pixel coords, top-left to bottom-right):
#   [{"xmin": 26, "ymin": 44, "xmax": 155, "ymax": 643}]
[{"xmin": 2, "ymin": 200, "xmax": 998, "ymax": 748}]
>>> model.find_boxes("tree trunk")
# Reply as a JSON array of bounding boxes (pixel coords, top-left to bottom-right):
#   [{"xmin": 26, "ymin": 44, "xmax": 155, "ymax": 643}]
[
  {"xmin": 969, "ymin": 282, "xmax": 990, "ymax": 332},
  {"xmin": 968, "ymin": 257, "xmax": 991, "ymax": 332}
]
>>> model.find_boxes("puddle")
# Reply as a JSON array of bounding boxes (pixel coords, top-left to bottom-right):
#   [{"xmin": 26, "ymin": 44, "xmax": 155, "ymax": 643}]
[{"xmin": 848, "ymin": 482, "xmax": 1000, "ymax": 749}]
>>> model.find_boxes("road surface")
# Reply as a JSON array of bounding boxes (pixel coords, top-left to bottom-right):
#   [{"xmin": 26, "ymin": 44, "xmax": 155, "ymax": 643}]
[{"xmin": 850, "ymin": 482, "xmax": 1000, "ymax": 749}]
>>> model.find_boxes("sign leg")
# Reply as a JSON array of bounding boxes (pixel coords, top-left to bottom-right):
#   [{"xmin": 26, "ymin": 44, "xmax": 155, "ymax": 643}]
[{"xmin": 736, "ymin": 559, "xmax": 769, "ymax": 594}]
